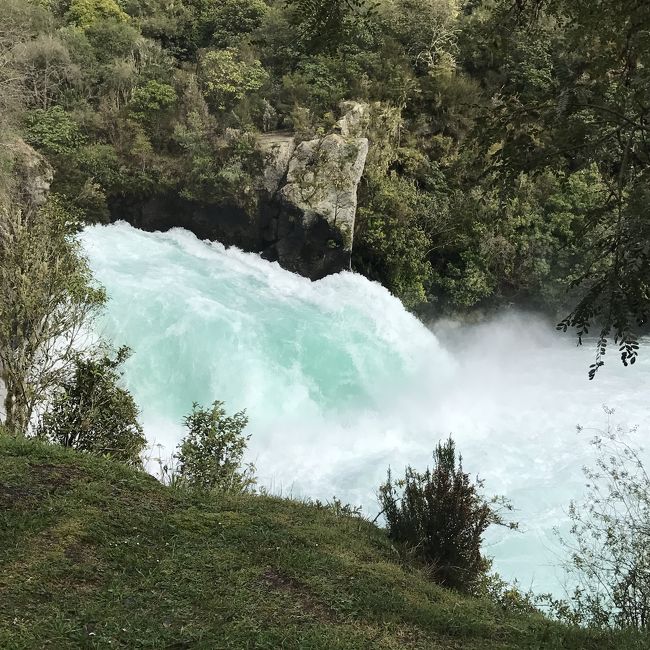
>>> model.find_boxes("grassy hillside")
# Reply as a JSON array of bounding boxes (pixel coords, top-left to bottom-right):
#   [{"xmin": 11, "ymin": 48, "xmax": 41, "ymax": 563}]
[{"xmin": 0, "ymin": 437, "xmax": 644, "ymax": 649}]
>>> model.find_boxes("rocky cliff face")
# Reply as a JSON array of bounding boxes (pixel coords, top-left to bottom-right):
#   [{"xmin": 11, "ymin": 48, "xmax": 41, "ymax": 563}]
[
  {"xmin": 259, "ymin": 107, "xmax": 368, "ymax": 278},
  {"xmin": 7, "ymin": 139, "xmax": 53, "ymax": 209},
  {"xmin": 112, "ymin": 103, "xmax": 369, "ymax": 280}
]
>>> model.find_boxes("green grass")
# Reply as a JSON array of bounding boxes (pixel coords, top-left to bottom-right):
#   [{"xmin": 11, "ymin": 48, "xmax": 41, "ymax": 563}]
[{"xmin": 0, "ymin": 437, "xmax": 646, "ymax": 649}]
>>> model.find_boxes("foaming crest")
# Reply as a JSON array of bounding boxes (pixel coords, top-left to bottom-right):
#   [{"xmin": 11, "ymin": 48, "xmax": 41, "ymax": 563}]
[{"xmin": 81, "ymin": 222, "xmax": 650, "ymax": 595}]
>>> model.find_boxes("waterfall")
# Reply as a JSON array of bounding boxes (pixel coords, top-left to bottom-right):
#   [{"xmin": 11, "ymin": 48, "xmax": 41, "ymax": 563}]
[{"xmin": 81, "ymin": 221, "xmax": 650, "ymax": 595}]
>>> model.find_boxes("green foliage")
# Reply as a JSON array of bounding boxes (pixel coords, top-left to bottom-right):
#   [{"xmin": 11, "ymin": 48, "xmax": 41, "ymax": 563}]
[
  {"xmin": 129, "ymin": 80, "xmax": 177, "ymax": 119},
  {"xmin": 280, "ymin": 57, "xmax": 351, "ymax": 115},
  {"xmin": 17, "ymin": 35, "xmax": 79, "ymax": 109},
  {"xmin": 174, "ymin": 109, "xmax": 263, "ymax": 208},
  {"xmin": 378, "ymin": 437, "xmax": 514, "ymax": 593},
  {"xmin": 543, "ymin": 417, "xmax": 650, "ymax": 630},
  {"xmin": 176, "ymin": 401, "xmax": 255, "ymax": 493},
  {"xmin": 24, "ymin": 106, "xmax": 85, "ymax": 155},
  {"xmin": 66, "ymin": 0, "xmax": 129, "ymax": 29},
  {"xmin": 198, "ymin": 48, "xmax": 268, "ymax": 112},
  {"xmin": 383, "ymin": 0, "xmax": 459, "ymax": 73},
  {"xmin": 286, "ymin": 0, "xmax": 377, "ymax": 55},
  {"xmin": 0, "ymin": 192, "xmax": 105, "ymax": 436},
  {"xmin": 129, "ymin": 79, "xmax": 177, "ymax": 143},
  {"xmin": 37, "ymin": 346, "xmax": 146, "ymax": 467},
  {"xmin": 429, "ymin": 169, "xmax": 600, "ymax": 312},
  {"xmin": 84, "ymin": 17, "xmax": 140, "ymax": 64},
  {"xmin": 471, "ymin": 0, "xmax": 650, "ymax": 373},
  {"xmin": 354, "ymin": 172, "xmax": 435, "ymax": 308},
  {"xmin": 200, "ymin": 0, "xmax": 268, "ymax": 49}
]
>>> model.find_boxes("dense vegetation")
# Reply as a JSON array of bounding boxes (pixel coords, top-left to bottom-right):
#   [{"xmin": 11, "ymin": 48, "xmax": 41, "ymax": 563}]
[
  {"xmin": 1, "ymin": 435, "xmax": 646, "ymax": 649},
  {"xmin": 1, "ymin": 0, "xmax": 648, "ymax": 369}
]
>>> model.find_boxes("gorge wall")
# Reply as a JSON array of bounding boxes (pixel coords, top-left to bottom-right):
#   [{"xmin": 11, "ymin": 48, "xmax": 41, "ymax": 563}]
[{"xmin": 112, "ymin": 103, "xmax": 369, "ymax": 280}]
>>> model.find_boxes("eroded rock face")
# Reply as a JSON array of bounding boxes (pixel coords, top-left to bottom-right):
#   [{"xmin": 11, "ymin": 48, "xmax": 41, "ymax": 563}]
[
  {"xmin": 9, "ymin": 139, "xmax": 53, "ymax": 208},
  {"xmin": 257, "ymin": 102, "xmax": 369, "ymax": 278},
  {"xmin": 257, "ymin": 131, "xmax": 296, "ymax": 194},
  {"xmin": 262, "ymin": 132, "xmax": 368, "ymax": 278},
  {"xmin": 336, "ymin": 100, "xmax": 371, "ymax": 137},
  {"xmin": 111, "ymin": 102, "xmax": 370, "ymax": 280}
]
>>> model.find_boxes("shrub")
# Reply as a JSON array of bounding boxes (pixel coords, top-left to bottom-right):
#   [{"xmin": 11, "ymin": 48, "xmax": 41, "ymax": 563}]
[
  {"xmin": 175, "ymin": 401, "xmax": 255, "ymax": 493},
  {"xmin": 129, "ymin": 80, "xmax": 177, "ymax": 122},
  {"xmin": 38, "ymin": 346, "xmax": 145, "ymax": 467},
  {"xmin": 24, "ymin": 107, "xmax": 85, "ymax": 156},
  {"xmin": 544, "ymin": 415, "xmax": 650, "ymax": 630},
  {"xmin": 198, "ymin": 48, "xmax": 268, "ymax": 111},
  {"xmin": 378, "ymin": 437, "xmax": 514, "ymax": 592}
]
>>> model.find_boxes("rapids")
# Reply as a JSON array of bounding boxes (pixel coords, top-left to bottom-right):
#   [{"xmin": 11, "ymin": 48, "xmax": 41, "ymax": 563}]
[{"xmin": 81, "ymin": 222, "xmax": 650, "ymax": 595}]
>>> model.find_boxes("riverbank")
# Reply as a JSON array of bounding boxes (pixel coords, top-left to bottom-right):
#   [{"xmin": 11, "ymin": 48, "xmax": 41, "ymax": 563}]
[{"xmin": 1, "ymin": 436, "xmax": 644, "ymax": 649}]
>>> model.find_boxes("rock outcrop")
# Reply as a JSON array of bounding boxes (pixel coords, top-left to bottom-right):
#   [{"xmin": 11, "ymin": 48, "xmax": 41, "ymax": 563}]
[
  {"xmin": 6, "ymin": 139, "xmax": 53, "ymax": 208},
  {"xmin": 259, "ymin": 109, "xmax": 369, "ymax": 278},
  {"xmin": 111, "ymin": 102, "xmax": 370, "ymax": 280}
]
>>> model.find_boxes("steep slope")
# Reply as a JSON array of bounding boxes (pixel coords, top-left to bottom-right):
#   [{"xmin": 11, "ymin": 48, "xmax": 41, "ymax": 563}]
[{"xmin": 0, "ymin": 438, "xmax": 643, "ymax": 649}]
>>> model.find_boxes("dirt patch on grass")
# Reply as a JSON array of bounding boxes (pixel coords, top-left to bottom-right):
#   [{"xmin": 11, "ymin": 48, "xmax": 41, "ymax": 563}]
[
  {"xmin": 0, "ymin": 463, "xmax": 85, "ymax": 510},
  {"xmin": 63, "ymin": 540, "xmax": 97, "ymax": 564},
  {"xmin": 261, "ymin": 568, "xmax": 340, "ymax": 623},
  {"xmin": 29, "ymin": 462, "xmax": 87, "ymax": 488},
  {"xmin": 0, "ymin": 482, "xmax": 41, "ymax": 510}
]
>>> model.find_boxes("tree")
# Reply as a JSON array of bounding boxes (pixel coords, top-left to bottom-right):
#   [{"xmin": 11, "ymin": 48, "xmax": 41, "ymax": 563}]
[
  {"xmin": 198, "ymin": 48, "xmax": 268, "ymax": 112},
  {"xmin": 378, "ymin": 437, "xmax": 514, "ymax": 592},
  {"xmin": 129, "ymin": 80, "xmax": 177, "ymax": 121},
  {"xmin": 38, "ymin": 346, "xmax": 146, "ymax": 467},
  {"xmin": 176, "ymin": 401, "xmax": 255, "ymax": 493},
  {"xmin": 0, "ymin": 0, "xmax": 50, "ymax": 127},
  {"xmin": 354, "ymin": 172, "xmax": 436, "ymax": 308},
  {"xmin": 384, "ymin": 0, "xmax": 460, "ymax": 73},
  {"xmin": 198, "ymin": 0, "xmax": 267, "ymax": 49},
  {"xmin": 286, "ymin": 0, "xmax": 375, "ymax": 54},
  {"xmin": 129, "ymin": 79, "xmax": 177, "ymax": 143},
  {"xmin": 18, "ymin": 35, "xmax": 79, "ymax": 110},
  {"xmin": 476, "ymin": 0, "xmax": 650, "ymax": 376},
  {"xmin": 0, "ymin": 188, "xmax": 105, "ymax": 436},
  {"xmin": 66, "ymin": 0, "xmax": 129, "ymax": 30}
]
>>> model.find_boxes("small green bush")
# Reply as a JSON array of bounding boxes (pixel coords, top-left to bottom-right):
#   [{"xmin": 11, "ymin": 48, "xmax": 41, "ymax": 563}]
[
  {"xmin": 176, "ymin": 401, "xmax": 255, "ymax": 493},
  {"xmin": 24, "ymin": 107, "xmax": 85, "ymax": 156},
  {"xmin": 38, "ymin": 346, "xmax": 146, "ymax": 467},
  {"xmin": 378, "ymin": 437, "xmax": 513, "ymax": 593}
]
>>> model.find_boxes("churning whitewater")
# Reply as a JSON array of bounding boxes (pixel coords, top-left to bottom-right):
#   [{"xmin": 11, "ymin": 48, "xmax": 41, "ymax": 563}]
[{"xmin": 82, "ymin": 222, "xmax": 650, "ymax": 595}]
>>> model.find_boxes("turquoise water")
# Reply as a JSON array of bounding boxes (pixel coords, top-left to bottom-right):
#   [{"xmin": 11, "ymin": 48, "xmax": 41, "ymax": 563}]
[{"xmin": 81, "ymin": 221, "xmax": 650, "ymax": 595}]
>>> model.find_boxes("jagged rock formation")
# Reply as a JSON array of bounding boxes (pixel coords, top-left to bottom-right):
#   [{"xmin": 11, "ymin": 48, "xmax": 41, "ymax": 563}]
[
  {"xmin": 112, "ymin": 103, "xmax": 369, "ymax": 280},
  {"xmin": 6, "ymin": 139, "xmax": 53, "ymax": 208},
  {"xmin": 259, "ymin": 107, "xmax": 369, "ymax": 278}
]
